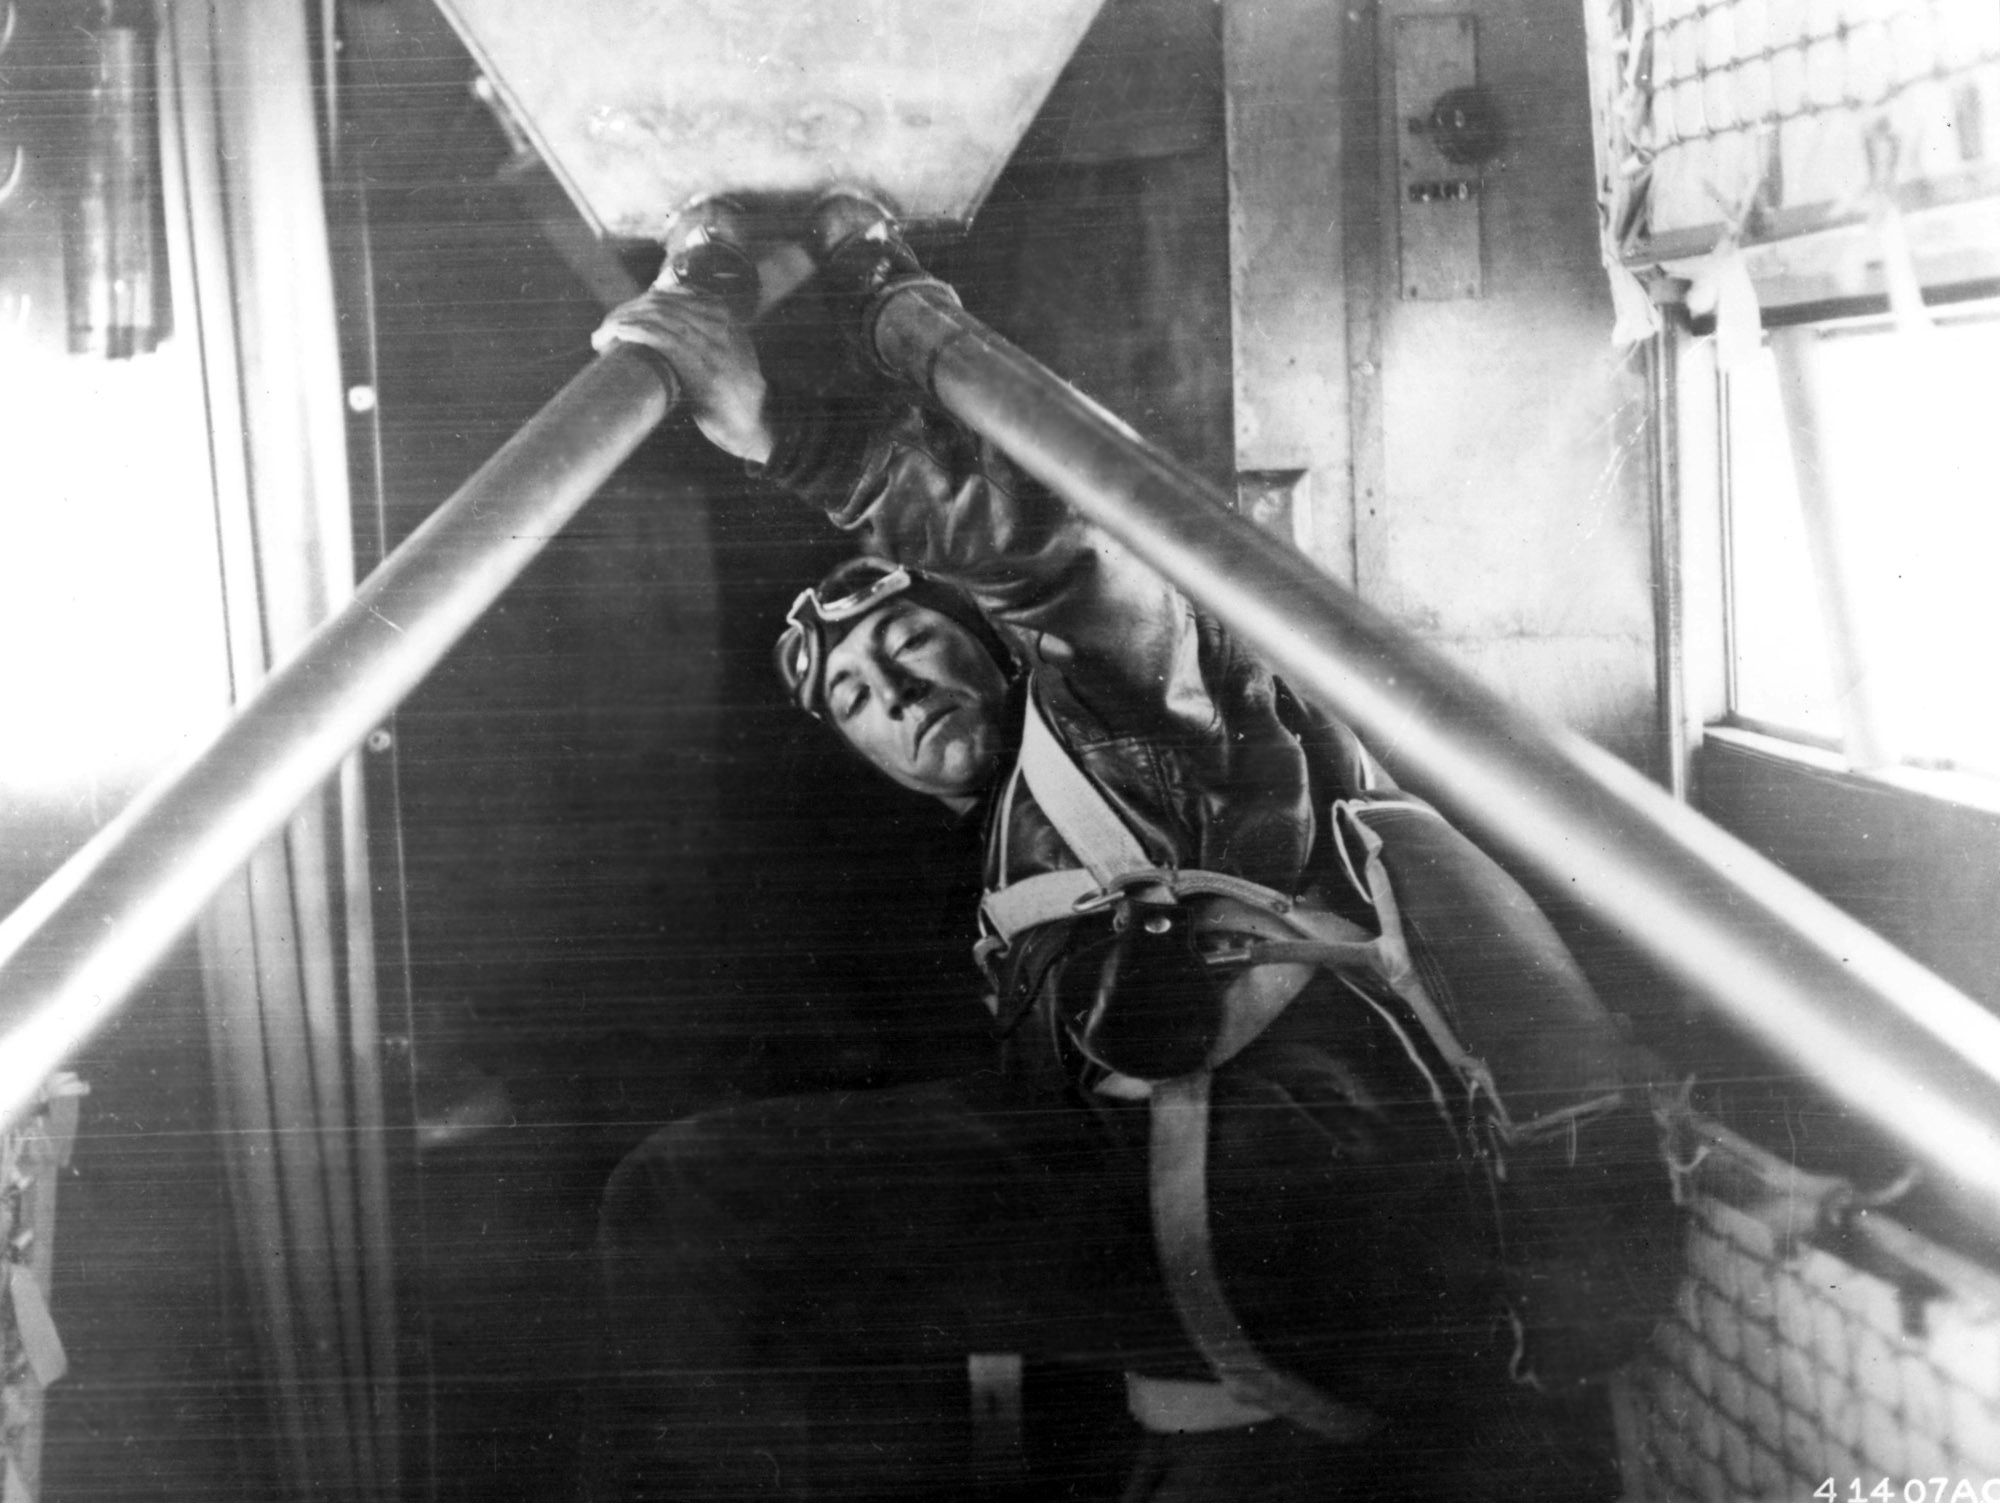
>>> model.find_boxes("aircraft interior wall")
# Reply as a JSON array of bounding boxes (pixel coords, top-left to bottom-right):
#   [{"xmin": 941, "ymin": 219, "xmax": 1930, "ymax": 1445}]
[{"xmin": 5, "ymin": 0, "xmax": 1996, "ymax": 1498}]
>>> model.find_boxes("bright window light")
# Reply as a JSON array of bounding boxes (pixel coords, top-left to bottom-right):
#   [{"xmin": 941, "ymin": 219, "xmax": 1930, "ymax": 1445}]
[
  {"xmin": 0, "ymin": 332, "xmax": 231, "ymax": 817},
  {"xmin": 1724, "ymin": 310, "xmax": 2000, "ymax": 778},
  {"xmin": 1725, "ymin": 352, "xmax": 1843, "ymax": 744}
]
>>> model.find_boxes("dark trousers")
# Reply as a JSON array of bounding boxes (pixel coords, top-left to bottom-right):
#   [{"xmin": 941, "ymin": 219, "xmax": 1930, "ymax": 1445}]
[
  {"xmin": 582, "ymin": 1005, "xmax": 1618, "ymax": 1502},
  {"xmin": 591, "ymin": 1072, "xmax": 1179, "ymax": 1499}
]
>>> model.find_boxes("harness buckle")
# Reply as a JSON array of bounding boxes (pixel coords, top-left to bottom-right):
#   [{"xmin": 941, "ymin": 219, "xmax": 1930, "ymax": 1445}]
[{"xmin": 1067, "ymin": 868, "xmax": 1177, "ymax": 916}]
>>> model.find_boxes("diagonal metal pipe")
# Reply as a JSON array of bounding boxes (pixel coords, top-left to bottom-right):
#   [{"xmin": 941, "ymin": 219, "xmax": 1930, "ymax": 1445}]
[
  {"xmin": 7, "ymin": 222, "xmax": 2000, "ymax": 1237},
  {"xmin": 0, "ymin": 347, "xmax": 677, "ymax": 1127},
  {"xmin": 870, "ymin": 278, "xmax": 2000, "ymax": 1224}
]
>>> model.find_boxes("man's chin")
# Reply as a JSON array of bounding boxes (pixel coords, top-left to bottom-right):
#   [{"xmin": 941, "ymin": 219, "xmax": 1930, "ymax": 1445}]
[{"xmin": 918, "ymin": 741, "xmax": 997, "ymax": 801}]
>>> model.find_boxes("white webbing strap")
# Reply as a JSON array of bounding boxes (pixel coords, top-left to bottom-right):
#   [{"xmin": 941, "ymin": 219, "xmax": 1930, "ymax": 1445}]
[
  {"xmin": 1001, "ymin": 694, "xmax": 1383, "ymax": 1435},
  {"xmin": 1149, "ymin": 1073, "xmax": 1380, "ymax": 1442},
  {"xmin": 982, "ymin": 867, "xmax": 1328, "ymax": 952},
  {"xmin": 989, "ymin": 694, "xmax": 1308, "ymax": 946},
  {"xmin": 980, "ymin": 868, "xmax": 1100, "ymax": 945},
  {"xmin": 1124, "ymin": 1374, "xmax": 1275, "ymax": 1433},
  {"xmin": 1016, "ymin": 690, "xmax": 1153, "ymax": 888}
]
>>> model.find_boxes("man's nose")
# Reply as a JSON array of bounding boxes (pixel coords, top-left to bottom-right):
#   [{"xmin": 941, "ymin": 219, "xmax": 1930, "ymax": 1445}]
[{"xmin": 879, "ymin": 662, "xmax": 929, "ymax": 716}]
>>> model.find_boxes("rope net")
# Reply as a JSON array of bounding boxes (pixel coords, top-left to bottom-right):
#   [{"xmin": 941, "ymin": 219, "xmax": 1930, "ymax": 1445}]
[
  {"xmin": 1615, "ymin": 1121, "xmax": 2000, "ymax": 1499},
  {"xmin": 1588, "ymin": 0, "xmax": 2000, "ymax": 261}
]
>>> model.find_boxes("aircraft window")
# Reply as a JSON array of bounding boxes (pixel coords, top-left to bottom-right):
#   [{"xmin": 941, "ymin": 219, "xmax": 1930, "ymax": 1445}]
[
  {"xmin": 0, "ymin": 338, "xmax": 232, "ymax": 805},
  {"xmin": 1720, "ymin": 308, "xmax": 2000, "ymax": 779}
]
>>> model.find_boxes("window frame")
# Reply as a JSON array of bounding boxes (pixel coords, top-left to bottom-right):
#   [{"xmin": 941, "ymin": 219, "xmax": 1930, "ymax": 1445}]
[{"xmin": 1666, "ymin": 295, "xmax": 2000, "ymax": 813}]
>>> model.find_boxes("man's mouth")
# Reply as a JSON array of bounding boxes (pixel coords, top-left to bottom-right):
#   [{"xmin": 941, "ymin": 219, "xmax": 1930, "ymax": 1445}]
[{"xmin": 912, "ymin": 702, "xmax": 954, "ymax": 753}]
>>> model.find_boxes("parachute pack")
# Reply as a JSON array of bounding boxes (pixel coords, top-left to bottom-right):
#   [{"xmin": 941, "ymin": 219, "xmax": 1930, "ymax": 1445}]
[{"xmin": 978, "ymin": 688, "xmax": 1687, "ymax": 1430}]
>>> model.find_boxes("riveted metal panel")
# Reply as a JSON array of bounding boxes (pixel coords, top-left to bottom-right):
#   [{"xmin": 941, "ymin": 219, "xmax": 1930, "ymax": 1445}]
[{"xmin": 431, "ymin": 0, "xmax": 1109, "ymax": 236}]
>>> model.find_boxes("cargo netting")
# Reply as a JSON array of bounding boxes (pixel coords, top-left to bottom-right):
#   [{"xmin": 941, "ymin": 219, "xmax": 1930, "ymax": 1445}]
[
  {"xmin": 1584, "ymin": 0, "xmax": 2000, "ymax": 270},
  {"xmin": 1614, "ymin": 1117, "xmax": 2000, "ymax": 1500}
]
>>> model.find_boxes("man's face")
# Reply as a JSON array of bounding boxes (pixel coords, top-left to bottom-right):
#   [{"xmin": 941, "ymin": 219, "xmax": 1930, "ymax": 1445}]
[{"xmin": 822, "ymin": 602, "xmax": 1010, "ymax": 807}]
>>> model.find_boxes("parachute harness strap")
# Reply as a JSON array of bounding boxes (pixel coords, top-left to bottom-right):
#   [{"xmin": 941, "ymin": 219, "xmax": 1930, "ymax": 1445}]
[{"xmin": 995, "ymin": 687, "xmax": 1381, "ymax": 1440}]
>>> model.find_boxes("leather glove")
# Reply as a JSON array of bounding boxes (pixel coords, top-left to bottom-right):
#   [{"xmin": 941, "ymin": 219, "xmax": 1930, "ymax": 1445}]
[{"xmin": 592, "ymin": 289, "xmax": 774, "ymax": 463}]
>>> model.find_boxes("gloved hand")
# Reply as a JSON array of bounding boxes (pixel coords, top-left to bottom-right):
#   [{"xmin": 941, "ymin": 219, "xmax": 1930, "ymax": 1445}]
[
  {"xmin": 806, "ymin": 192, "xmax": 953, "ymax": 384},
  {"xmin": 592, "ymin": 291, "xmax": 774, "ymax": 463}
]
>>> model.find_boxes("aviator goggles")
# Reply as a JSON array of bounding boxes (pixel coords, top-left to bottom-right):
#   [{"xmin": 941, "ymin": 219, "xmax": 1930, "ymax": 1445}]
[{"xmin": 775, "ymin": 563, "xmax": 916, "ymax": 717}]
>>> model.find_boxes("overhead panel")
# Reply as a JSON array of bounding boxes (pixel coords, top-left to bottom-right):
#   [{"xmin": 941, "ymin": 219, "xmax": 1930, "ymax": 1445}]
[{"xmin": 430, "ymin": 0, "xmax": 1111, "ymax": 238}]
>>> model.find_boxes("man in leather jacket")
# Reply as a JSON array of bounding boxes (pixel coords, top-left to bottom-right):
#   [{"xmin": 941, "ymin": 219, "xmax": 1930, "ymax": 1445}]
[{"xmin": 586, "ymin": 280, "xmax": 1674, "ymax": 1502}]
